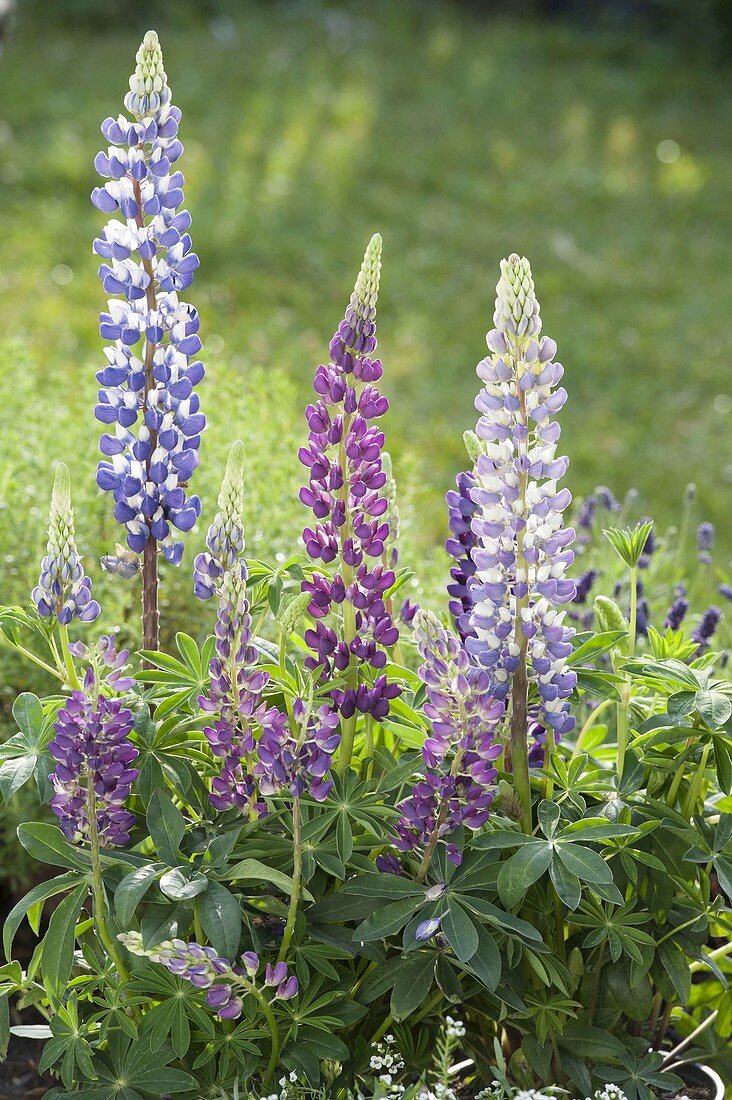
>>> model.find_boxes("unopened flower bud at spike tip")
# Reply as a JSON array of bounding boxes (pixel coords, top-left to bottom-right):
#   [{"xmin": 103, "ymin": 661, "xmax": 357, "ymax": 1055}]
[
  {"xmin": 493, "ymin": 253, "xmax": 541, "ymax": 340},
  {"xmin": 353, "ymin": 233, "xmax": 382, "ymax": 312},
  {"xmin": 33, "ymin": 464, "xmax": 100, "ymax": 626},
  {"xmin": 125, "ymin": 29, "xmax": 170, "ymax": 119}
]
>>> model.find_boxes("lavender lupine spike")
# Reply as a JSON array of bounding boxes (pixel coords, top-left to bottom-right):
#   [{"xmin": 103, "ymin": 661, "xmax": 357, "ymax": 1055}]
[
  {"xmin": 692, "ymin": 605, "xmax": 722, "ymax": 653},
  {"xmin": 665, "ymin": 596, "xmax": 689, "ymax": 630},
  {"xmin": 49, "ymin": 666, "xmax": 138, "ymax": 847},
  {"xmin": 299, "ymin": 235, "xmax": 400, "ymax": 763},
  {"xmin": 697, "ymin": 522, "xmax": 714, "ymax": 564},
  {"xmin": 467, "ymin": 256, "xmax": 577, "ymax": 760},
  {"xmin": 32, "ymin": 464, "xmax": 100, "ymax": 625},
  {"xmin": 92, "ymin": 31, "xmax": 204, "ymax": 596},
  {"xmin": 194, "ymin": 441, "xmax": 246, "ymax": 599},
  {"xmin": 118, "ymin": 933, "xmax": 298, "ymax": 1021},
  {"xmin": 255, "ymin": 697, "xmax": 341, "ymax": 803},
  {"xmin": 391, "ymin": 610, "xmax": 503, "ymax": 871}
]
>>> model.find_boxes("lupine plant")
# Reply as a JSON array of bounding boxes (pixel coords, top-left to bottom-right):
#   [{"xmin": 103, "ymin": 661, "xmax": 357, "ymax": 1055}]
[{"xmin": 1, "ymin": 30, "xmax": 732, "ymax": 1100}]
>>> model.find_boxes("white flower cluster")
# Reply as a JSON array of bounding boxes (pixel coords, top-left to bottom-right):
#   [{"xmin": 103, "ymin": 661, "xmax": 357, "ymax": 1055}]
[
  {"xmin": 369, "ymin": 1034, "xmax": 405, "ymax": 1090},
  {"xmin": 444, "ymin": 1015, "xmax": 466, "ymax": 1039}
]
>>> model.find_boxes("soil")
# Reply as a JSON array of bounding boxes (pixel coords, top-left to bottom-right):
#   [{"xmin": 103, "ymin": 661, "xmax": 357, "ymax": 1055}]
[{"xmin": 0, "ymin": 1036, "xmax": 54, "ymax": 1099}]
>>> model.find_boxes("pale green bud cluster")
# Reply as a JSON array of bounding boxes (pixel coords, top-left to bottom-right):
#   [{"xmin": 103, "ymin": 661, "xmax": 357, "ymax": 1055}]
[
  {"xmin": 47, "ymin": 463, "xmax": 78, "ymax": 573},
  {"xmin": 125, "ymin": 30, "xmax": 171, "ymax": 119},
  {"xmin": 493, "ymin": 253, "xmax": 541, "ymax": 340},
  {"xmin": 277, "ymin": 591, "xmax": 311, "ymax": 638},
  {"xmin": 353, "ymin": 232, "xmax": 382, "ymax": 316},
  {"xmin": 216, "ymin": 440, "xmax": 246, "ymax": 553},
  {"xmin": 463, "ymin": 429, "xmax": 485, "ymax": 464}
]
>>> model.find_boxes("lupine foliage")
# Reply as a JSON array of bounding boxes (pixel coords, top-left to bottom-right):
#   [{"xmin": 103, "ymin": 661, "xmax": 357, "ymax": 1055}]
[{"xmin": 0, "ymin": 30, "xmax": 731, "ymax": 1100}]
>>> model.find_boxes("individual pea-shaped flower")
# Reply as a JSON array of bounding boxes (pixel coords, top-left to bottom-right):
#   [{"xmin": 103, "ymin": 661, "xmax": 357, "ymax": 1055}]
[
  {"xmin": 92, "ymin": 30, "xmax": 205, "ymax": 567},
  {"xmin": 194, "ymin": 440, "xmax": 246, "ymax": 599},
  {"xmin": 32, "ymin": 463, "xmax": 100, "ymax": 626}
]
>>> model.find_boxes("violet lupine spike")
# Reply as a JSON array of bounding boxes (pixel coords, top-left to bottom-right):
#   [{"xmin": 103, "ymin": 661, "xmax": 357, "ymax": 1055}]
[
  {"xmin": 391, "ymin": 610, "xmax": 503, "ymax": 869},
  {"xmin": 665, "ymin": 596, "xmax": 689, "ymax": 630},
  {"xmin": 692, "ymin": 605, "xmax": 722, "ymax": 653},
  {"xmin": 49, "ymin": 667, "xmax": 138, "ymax": 847},
  {"xmin": 92, "ymin": 30, "xmax": 204, "ymax": 568},
  {"xmin": 573, "ymin": 569, "xmax": 597, "ymax": 606},
  {"xmin": 445, "ymin": 469, "xmax": 478, "ymax": 641},
  {"xmin": 118, "ymin": 934, "xmax": 298, "ymax": 1021},
  {"xmin": 194, "ymin": 440, "xmax": 246, "ymax": 599},
  {"xmin": 299, "ymin": 234, "xmax": 400, "ymax": 723},
  {"xmin": 201, "ymin": 561, "xmax": 276, "ymax": 816},
  {"xmin": 255, "ymin": 698, "xmax": 341, "ymax": 803},
  {"xmin": 697, "ymin": 522, "xmax": 714, "ymax": 564},
  {"xmin": 32, "ymin": 464, "xmax": 100, "ymax": 626},
  {"xmin": 467, "ymin": 254, "xmax": 577, "ymax": 740}
]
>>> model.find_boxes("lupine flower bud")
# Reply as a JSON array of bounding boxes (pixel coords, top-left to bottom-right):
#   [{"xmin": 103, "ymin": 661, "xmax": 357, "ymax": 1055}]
[
  {"xmin": 467, "ymin": 255, "xmax": 577, "ymax": 738},
  {"xmin": 298, "ymin": 235, "xmax": 400, "ymax": 721},
  {"xmin": 49, "ymin": 665, "xmax": 138, "ymax": 846},
  {"xmin": 93, "ymin": 31, "xmax": 204, "ymax": 567},
  {"xmin": 194, "ymin": 441, "xmax": 246, "ymax": 599},
  {"xmin": 32, "ymin": 464, "xmax": 100, "ymax": 625},
  {"xmin": 445, "ymin": 470, "xmax": 478, "ymax": 641},
  {"xmin": 125, "ymin": 31, "xmax": 170, "ymax": 120}
]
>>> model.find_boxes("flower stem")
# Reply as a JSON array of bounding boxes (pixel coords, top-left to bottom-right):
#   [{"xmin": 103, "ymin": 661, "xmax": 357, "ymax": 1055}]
[
  {"xmin": 617, "ymin": 565, "xmax": 637, "ymax": 782},
  {"xmin": 57, "ymin": 623, "xmax": 81, "ymax": 690},
  {"xmin": 278, "ymin": 796, "xmax": 302, "ymax": 963},
  {"xmin": 86, "ymin": 777, "xmax": 130, "ymax": 986},
  {"xmin": 510, "ymin": 381, "xmax": 532, "ymax": 835}
]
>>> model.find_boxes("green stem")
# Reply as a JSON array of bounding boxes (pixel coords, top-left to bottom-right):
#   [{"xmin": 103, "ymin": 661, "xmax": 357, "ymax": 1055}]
[
  {"xmin": 617, "ymin": 566, "xmax": 637, "ymax": 782},
  {"xmin": 571, "ymin": 697, "xmax": 613, "ymax": 759},
  {"xmin": 245, "ymin": 981, "xmax": 280, "ymax": 1088},
  {"xmin": 86, "ymin": 777, "xmax": 130, "ymax": 986},
  {"xmin": 681, "ymin": 741, "xmax": 711, "ymax": 820},
  {"xmin": 690, "ymin": 939, "xmax": 732, "ymax": 973},
  {"xmin": 3, "ymin": 640, "xmax": 65, "ymax": 682},
  {"xmin": 278, "ymin": 797, "xmax": 302, "ymax": 963},
  {"xmin": 509, "ymin": 371, "xmax": 532, "ymax": 835},
  {"xmin": 57, "ymin": 623, "xmax": 81, "ymax": 690}
]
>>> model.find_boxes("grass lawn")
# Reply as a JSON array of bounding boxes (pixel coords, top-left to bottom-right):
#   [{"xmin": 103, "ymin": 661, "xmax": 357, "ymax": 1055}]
[{"xmin": 0, "ymin": 0, "xmax": 730, "ymax": 696}]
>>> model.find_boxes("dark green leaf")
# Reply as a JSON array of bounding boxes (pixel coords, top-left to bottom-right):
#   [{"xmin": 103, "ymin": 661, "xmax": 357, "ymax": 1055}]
[
  {"xmin": 497, "ymin": 842, "xmax": 552, "ymax": 908},
  {"xmin": 114, "ymin": 865, "xmax": 161, "ymax": 927},
  {"xmin": 146, "ymin": 791, "xmax": 185, "ymax": 866},
  {"xmin": 42, "ymin": 885, "xmax": 87, "ymax": 999},
  {"xmin": 390, "ymin": 953, "xmax": 434, "ymax": 1018},
  {"xmin": 4, "ymin": 873, "xmax": 81, "ymax": 959},
  {"xmin": 441, "ymin": 903, "xmax": 479, "ymax": 962},
  {"xmin": 198, "ymin": 881, "xmax": 241, "ymax": 959}
]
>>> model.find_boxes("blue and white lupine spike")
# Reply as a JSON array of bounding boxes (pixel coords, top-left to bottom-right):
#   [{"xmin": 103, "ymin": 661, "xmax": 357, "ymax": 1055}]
[
  {"xmin": 194, "ymin": 441, "xmax": 246, "ymax": 599},
  {"xmin": 92, "ymin": 30, "xmax": 204, "ymax": 568},
  {"xmin": 467, "ymin": 254, "xmax": 577, "ymax": 738},
  {"xmin": 32, "ymin": 464, "xmax": 100, "ymax": 625}
]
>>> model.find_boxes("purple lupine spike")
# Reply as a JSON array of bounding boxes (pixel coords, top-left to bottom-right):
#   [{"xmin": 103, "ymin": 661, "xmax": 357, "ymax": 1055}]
[
  {"xmin": 32, "ymin": 464, "xmax": 100, "ymax": 626},
  {"xmin": 719, "ymin": 584, "xmax": 732, "ymax": 602},
  {"xmin": 118, "ymin": 933, "xmax": 299, "ymax": 1019},
  {"xmin": 48, "ymin": 667, "xmax": 138, "ymax": 847},
  {"xmin": 572, "ymin": 569, "xmax": 597, "ymax": 606},
  {"xmin": 201, "ymin": 562, "xmax": 275, "ymax": 816},
  {"xmin": 577, "ymin": 494, "xmax": 596, "ymax": 530},
  {"xmin": 255, "ymin": 699, "xmax": 341, "ymax": 803},
  {"xmin": 697, "ymin": 522, "xmax": 715, "ymax": 564},
  {"xmin": 665, "ymin": 596, "xmax": 689, "ymax": 630},
  {"xmin": 390, "ymin": 610, "xmax": 502, "ymax": 869},
  {"xmin": 193, "ymin": 441, "xmax": 245, "ymax": 599},
  {"xmin": 92, "ymin": 31, "xmax": 204, "ymax": 570},
  {"xmin": 692, "ymin": 605, "xmax": 722, "ymax": 653},
  {"xmin": 596, "ymin": 486, "xmax": 621, "ymax": 513},
  {"xmin": 298, "ymin": 235, "xmax": 400, "ymax": 728},
  {"xmin": 466, "ymin": 255, "xmax": 577, "ymax": 740},
  {"xmin": 445, "ymin": 469, "xmax": 478, "ymax": 641}
]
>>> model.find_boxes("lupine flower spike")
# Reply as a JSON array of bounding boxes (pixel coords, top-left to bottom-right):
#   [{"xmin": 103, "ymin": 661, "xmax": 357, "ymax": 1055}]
[
  {"xmin": 118, "ymin": 934, "xmax": 298, "ymax": 1021},
  {"xmin": 467, "ymin": 255, "xmax": 576, "ymax": 828},
  {"xmin": 194, "ymin": 440, "xmax": 246, "ymax": 599},
  {"xmin": 32, "ymin": 463, "xmax": 100, "ymax": 626},
  {"xmin": 390, "ymin": 610, "xmax": 503, "ymax": 873},
  {"xmin": 92, "ymin": 30, "xmax": 205, "ymax": 649},
  {"xmin": 49, "ymin": 663, "xmax": 138, "ymax": 847},
  {"xmin": 299, "ymin": 235, "xmax": 400, "ymax": 771}
]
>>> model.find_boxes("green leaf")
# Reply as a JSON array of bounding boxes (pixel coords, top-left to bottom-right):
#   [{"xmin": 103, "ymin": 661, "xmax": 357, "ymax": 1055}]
[
  {"xmin": 42, "ymin": 884, "xmax": 87, "ymax": 999},
  {"xmin": 465, "ymin": 924, "xmax": 501, "ymax": 990},
  {"xmin": 657, "ymin": 942, "xmax": 691, "ymax": 1005},
  {"xmin": 114, "ymin": 865, "xmax": 161, "ymax": 928},
  {"xmin": 555, "ymin": 843, "xmax": 613, "ymax": 885},
  {"xmin": 4, "ymin": 872, "xmax": 81, "ymax": 959},
  {"xmin": 12, "ymin": 693, "xmax": 44, "ymax": 739},
  {"xmin": 226, "ymin": 858, "xmax": 313, "ymax": 901},
  {"xmin": 497, "ymin": 842, "xmax": 552, "ymax": 908},
  {"xmin": 441, "ymin": 902, "xmax": 479, "ymax": 962},
  {"xmin": 696, "ymin": 689, "xmax": 732, "ymax": 729},
  {"xmin": 198, "ymin": 881, "xmax": 241, "ymax": 960},
  {"xmin": 390, "ymin": 953, "xmax": 434, "ymax": 1018},
  {"xmin": 549, "ymin": 856, "xmax": 581, "ymax": 910},
  {"xmin": 17, "ymin": 823, "xmax": 89, "ymax": 872},
  {"xmin": 341, "ymin": 874, "xmax": 426, "ymax": 899},
  {"xmin": 159, "ymin": 869, "xmax": 208, "ymax": 902},
  {"xmin": 0, "ymin": 755, "xmax": 36, "ymax": 802},
  {"xmin": 355, "ymin": 897, "xmax": 424, "ymax": 941},
  {"xmin": 147, "ymin": 790, "xmax": 185, "ymax": 866}
]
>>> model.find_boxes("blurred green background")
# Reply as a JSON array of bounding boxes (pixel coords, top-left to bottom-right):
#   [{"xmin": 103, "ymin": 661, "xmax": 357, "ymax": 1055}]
[{"xmin": 1, "ymin": 0, "xmax": 731, "ymax": 720}]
